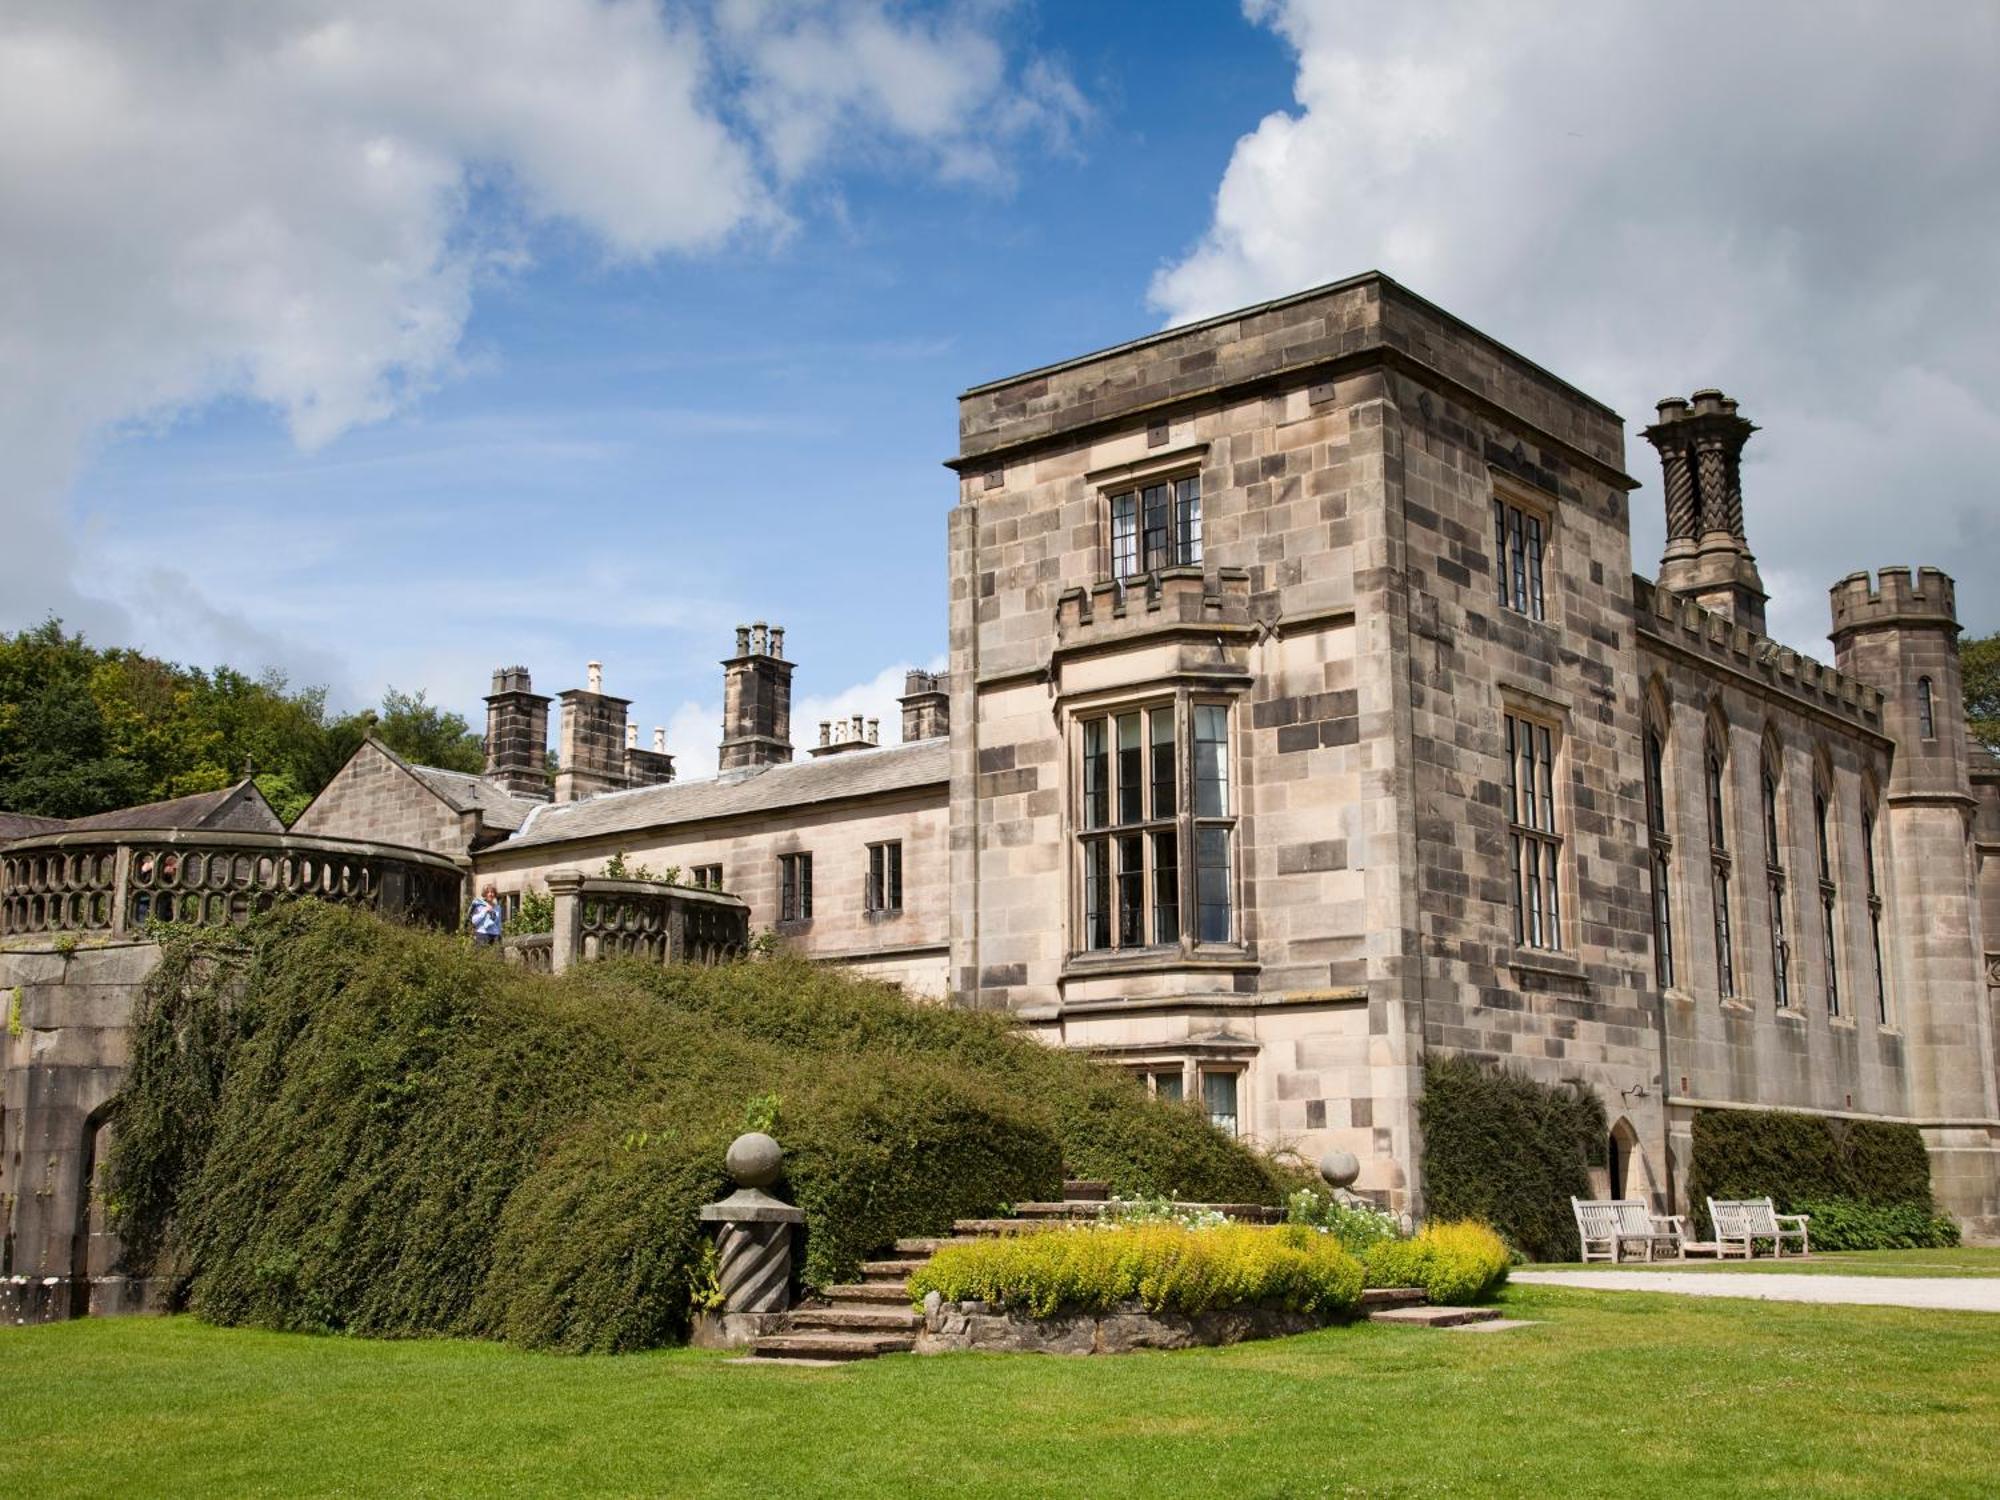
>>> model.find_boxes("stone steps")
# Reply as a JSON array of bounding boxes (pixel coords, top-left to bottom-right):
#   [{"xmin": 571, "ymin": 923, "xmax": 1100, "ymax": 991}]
[
  {"xmin": 788, "ymin": 1305, "xmax": 923, "ymax": 1333},
  {"xmin": 1366, "ymin": 1304, "xmax": 1501, "ymax": 1328},
  {"xmin": 1357, "ymin": 1286, "xmax": 1426, "ymax": 1310},
  {"xmin": 751, "ymin": 1331, "xmax": 918, "ymax": 1361},
  {"xmin": 892, "ymin": 1235, "xmax": 988, "ymax": 1255},
  {"xmin": 819, "ymin": 1282, "xmax": 913, "ymax": 1304},
  {"xmin": 858, "ymin": 1258, "xmax": 928, "ymax": 1281},
  {"xmin": 744, "ymin": 1193, "xmax": 1430, "ymax": 1364}
]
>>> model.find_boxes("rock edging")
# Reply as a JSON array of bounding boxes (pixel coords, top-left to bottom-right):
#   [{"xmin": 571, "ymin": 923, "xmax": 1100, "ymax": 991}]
[{"xmin": 913, "ymin": 1292, "xmax": 1336, "ymax": 1355}]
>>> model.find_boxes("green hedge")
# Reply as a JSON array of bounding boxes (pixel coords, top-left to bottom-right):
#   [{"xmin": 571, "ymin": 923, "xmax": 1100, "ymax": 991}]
[
  {"xmin": 1791, "ymin": 1198, "xmax": 1961, "ymax": 1252},
  {"xmin": 1686, "ymin": 1110, "xmax": 1935, "ymax": 1235},
  {"xmin": 906, "ymin": 1223, "xmax": 1365, "ymax": 1319},
  {"xmin": 1417, "ymin": 1055, "xmax": 1605, "ymax": 1261},
  {"xmin": 106, "ymin": 905, "xmax": 1288, "ymax": 1352},
  {"xmin": 1363, "ymin": 1221, "xmax": 1511, "ymax": 1305}
]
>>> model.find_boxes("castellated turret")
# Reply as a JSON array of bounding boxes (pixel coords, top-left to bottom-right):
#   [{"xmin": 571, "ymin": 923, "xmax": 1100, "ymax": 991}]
[
  {"xmin": 1643, "ymin": 390, "xmax": 1767, "ymax": 634},
  {"xmin": 719, "ymin": 623, "xmax": 794, "ymax": 772},
  {"xmin": 1830, "ymin": 565, "xmax": 1996, "ymax": 1183},
  {"xmin": 1829, "ymin": 567, "xmax": 1968, "ymax": 804}
]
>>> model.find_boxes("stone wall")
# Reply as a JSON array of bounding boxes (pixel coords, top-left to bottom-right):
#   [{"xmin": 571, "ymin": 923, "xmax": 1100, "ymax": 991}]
[
  {"xmin": 0, "ymin": 940, "xmax": 159, "ymax": 1309},
  {"xmin": 474, "ymin": 786, "xmax": 949, "ymax": 997},
  {"xmin": 914, "ymin": 1295, "xmax": 1332, "ymax": 1354},
  {"xmin": 292, "ymin": 740, "xmax": 472, "ymax": 860}
]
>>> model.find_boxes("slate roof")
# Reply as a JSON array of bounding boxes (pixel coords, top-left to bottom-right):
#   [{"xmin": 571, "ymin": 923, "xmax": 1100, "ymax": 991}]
[
  {"xmin": 0, "ymin": 809, "xmax": 68, "ymax": 839},
  {"xmin": 498, "ymin": 737, "xmax": 949, "ymax": 851},
  {"xmin": 404, "ymin": 762, "xmax": 540, "ymax": 833},
  {"xmin": 0, "ymin": 779, "xmax": 283, "ymax": 839}
]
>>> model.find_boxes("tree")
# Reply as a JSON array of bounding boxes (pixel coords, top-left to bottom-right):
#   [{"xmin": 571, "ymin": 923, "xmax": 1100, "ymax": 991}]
[
  {"xmin": 1963, "ymin": 631, "xmax": 2000, "ymax": 754},
  {"xmin": 0, "ymin": 618, "xmax": 497, "ymax": 825},
  {"xmin": 373, "ymin": 688, "xmax": 485, "ymax": 774}
]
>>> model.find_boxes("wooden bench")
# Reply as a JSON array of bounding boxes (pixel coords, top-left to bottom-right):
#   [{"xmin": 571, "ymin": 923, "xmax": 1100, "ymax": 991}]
[
  {"xmin": 1573, "ymin": 1197, "xmax": 1687, "ymax": 1262},
  {"xmin": 1708, "ymin": 1197, "xmax": 1811, "ymax": 1258}
]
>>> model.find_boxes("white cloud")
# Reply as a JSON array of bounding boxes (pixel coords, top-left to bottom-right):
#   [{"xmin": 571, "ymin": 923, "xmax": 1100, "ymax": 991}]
[
  {"xmin": 0, "ymin": 0, "xmax": 1074, "ymax": 667},
  {"xmin": 1153, "ymin": 1, "xmax": 2000, "ymax": 650},
  {"xmin": 717, "ymin": 0, "xmax": 1087, "ymax": 187}
]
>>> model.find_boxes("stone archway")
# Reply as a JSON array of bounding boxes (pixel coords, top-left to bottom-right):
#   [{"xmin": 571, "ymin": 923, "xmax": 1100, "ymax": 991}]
[
  {"xmin": 69, "ymin": 1102, "xmax": 120, "ymax": 1317},
  {"xmin": 1607, "ymin": 1116, "xmax": 1660, "ymax": 1206}
]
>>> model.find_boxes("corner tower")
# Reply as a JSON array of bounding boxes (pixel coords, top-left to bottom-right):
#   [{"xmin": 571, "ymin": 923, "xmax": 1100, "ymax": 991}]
[
  {"xmin": 1643, "ymin": 390, "xmax": 1767, "ymax": 633},
  {"xmin": 1830, "ymin": 566, "xmax": 1999, "ymax": 1235}
]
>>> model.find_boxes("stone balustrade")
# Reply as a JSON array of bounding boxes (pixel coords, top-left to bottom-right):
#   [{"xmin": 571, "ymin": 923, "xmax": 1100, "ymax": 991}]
[
  {"xmin": 536, "ymin": 870, "xmax": 750, "ymax": 974},
  {"xmin": 0, "ymin": 828, "xmax": 465, "ymax": 941}
]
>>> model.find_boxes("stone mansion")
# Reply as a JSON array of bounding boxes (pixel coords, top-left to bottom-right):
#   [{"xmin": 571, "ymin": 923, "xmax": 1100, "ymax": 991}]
[{"xmin": 291, "ymin": 273, "xmax": 2000, "ymax": 1235}]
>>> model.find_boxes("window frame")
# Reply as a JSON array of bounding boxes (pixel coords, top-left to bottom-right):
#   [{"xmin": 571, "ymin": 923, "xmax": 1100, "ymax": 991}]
[
  {"xmin": 690, "ymin": 864, "xmax": 723, "ymax": 892},
  {"xmin": 1917, "ymin": 677, "xmax": 1936, "ymax": 740},
  {"xmin": 864, "ymin": 839, "xmax": 904, "ymax": 916},
  {"xmin": 1761, "ymin": 751, "xmax": 1792, "ymax": 1009},
  {"xmin": 1503, "ymin": 707, "xmax": 1565, "ymax": 952},
  {"xmin": 1814, "ymin": 777, "xmax": 1841, "ymax": 1018},
  {"xmin": 1862, "ymin": 798, "xmax": 1890, "ymax": 1026},
  {"xmin": 1705, "ymin": 725, "xmax": 1737, "ymax": 1000},
  {"xmin": 1072, "ymin": 692, "xmax": 1238, "ymax": 957},
  {"xmin": 1106, "ymin": 471, "xmax": 1202, "ymax": 582},
  {"xmin": 1490, "ymin": 480, "xmax": 1553, "ymax": 623},
  {"xmin": 777, "ymin": 851, "xmax": 813, "ymax": 925},
  {"xmin": 1643, "ymin": 718, "xmax": 1675, "ymax": 990},
  {"xmin": 1199, "ymin": 1067, "xmax": 1242, "ymax": 1137}
]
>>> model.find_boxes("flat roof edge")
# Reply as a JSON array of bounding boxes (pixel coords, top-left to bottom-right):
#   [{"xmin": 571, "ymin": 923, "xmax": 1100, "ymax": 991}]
[{"xmin": 958, "ymin": 270, "xmax": 1624, "ymax": 425}]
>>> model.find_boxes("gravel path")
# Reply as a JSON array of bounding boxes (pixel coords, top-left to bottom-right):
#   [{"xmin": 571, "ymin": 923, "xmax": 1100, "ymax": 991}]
[{"xmin": 1514, "ymin": 1270, "xmax": 2000, "ymax": 1312}]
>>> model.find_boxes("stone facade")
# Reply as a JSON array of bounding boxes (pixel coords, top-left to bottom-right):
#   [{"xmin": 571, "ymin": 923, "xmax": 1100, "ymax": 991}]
[
  {"xmin": 941, "ymin": 273, "xmax": 1999, "ymax": 1233},
  {"xmin": 268, "ymin": 270, "xmax": 2000, "ymax": 1235}
]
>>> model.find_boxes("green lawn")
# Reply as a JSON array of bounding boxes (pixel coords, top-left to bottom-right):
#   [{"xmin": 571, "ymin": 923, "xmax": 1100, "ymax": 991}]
[
  {"xmin": 1528, "ymin": 1247, "xmax": 2000, "ymax": 1278},
  {"xmin": 6, "ymin": 1284, "xmax": 1999, "ymax": 1498}
]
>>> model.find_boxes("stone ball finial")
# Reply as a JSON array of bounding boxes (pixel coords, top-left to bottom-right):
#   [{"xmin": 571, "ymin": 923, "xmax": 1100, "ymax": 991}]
[
  {"xmin": 1317, "ymin": 1149, "xmax": 1360, "ymax": 1190},
  {"xmin": 725, "ymin": 1131, "xmax": 783, "ymax": 1189}
]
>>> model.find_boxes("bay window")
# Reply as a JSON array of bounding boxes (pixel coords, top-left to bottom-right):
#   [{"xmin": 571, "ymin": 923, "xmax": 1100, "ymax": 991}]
[{"xmin": 1077, "ymin": 697, "xmax": 1235, "ymax": 954}]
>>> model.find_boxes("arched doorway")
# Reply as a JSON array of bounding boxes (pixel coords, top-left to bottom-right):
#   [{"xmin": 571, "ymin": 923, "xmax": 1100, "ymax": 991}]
[{"xmin": 1607, "ymin": 1117, "xmax": 1658, "ymax": 1206}]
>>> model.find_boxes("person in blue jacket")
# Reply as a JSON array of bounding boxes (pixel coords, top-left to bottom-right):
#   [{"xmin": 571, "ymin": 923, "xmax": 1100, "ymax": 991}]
[{"xmin": 468, "ymin": 883, "xmax": 503, "ymax": 947}]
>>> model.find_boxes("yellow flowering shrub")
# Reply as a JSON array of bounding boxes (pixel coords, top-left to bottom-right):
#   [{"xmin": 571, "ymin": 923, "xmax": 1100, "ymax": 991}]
[{"xmin": 907, "ymin": 1222, "xmax": 1364, "ymax": 1319}]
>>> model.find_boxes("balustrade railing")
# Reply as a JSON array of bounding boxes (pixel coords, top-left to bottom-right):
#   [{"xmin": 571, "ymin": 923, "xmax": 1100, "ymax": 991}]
[
  {"xmin": 0, "ymin": 829, "xmax": 464, "ymax": 941},
  {"xmin": 539, "ymin": 872, "xmax": 749, "ymax": 973}
]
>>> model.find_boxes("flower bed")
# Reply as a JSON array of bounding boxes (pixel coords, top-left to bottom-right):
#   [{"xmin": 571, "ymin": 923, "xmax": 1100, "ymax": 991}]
[{"xmin": 908, "ymin": 1222, "xmax": 1365, "ymax": 1322}]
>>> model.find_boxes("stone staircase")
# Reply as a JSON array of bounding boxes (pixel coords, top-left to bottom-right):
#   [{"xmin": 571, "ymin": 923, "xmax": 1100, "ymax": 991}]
[{"xmin": 741, "ymin": 1181, "xmax": 1486, "ymax": 1363}]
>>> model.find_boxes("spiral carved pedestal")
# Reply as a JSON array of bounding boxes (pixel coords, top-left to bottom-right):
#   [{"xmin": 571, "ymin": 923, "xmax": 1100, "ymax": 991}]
[
  {"xmin": 714, "ymin": 1218, "xmax": 794, "ymax": 1313},
  {"xmin": 697, "ymin": 1133, "xmax": 806, "ymax": 1342}
]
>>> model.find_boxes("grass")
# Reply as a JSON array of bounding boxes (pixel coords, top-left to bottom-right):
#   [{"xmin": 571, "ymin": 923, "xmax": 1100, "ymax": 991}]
[
  {"xmin": 6, "ymin": 1283, "xmax": 1999, "ymax": 1498},
  {"xmin": 1528, "ymin": 1247, "xmax": 2000, "ymax": 1278}
]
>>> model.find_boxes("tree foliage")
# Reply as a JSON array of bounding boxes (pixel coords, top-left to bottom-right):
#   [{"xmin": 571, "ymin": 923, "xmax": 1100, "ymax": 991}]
[
  {"xmin": 1962, "ymin": 630, "xmax": 2000, "ymax": 753},
  {"xmin": 0, "ymin": 618, "xmax": 485, "ymax": 823},
  {"xmin": 105, "ymin": 906, "xmax": 1291, "ymax": 1353},
  {"xmin": 1417, "ymin": 1054, "xmax": 1606, "ymax": 1261}
]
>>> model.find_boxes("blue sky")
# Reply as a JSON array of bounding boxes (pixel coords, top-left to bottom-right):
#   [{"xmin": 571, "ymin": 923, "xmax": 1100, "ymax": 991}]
[{"xmin": 5, "ymin": 2, "xmax": 1997, "ymax": 774}]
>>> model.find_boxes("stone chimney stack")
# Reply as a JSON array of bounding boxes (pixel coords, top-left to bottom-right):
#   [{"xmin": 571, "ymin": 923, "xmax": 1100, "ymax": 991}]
[
  {"xmin": 809, "ymin": 711, "xmax": 877, "ymax": 759},
  {"xmin": 556, "ymin": 662, "xmax": 632, "ymax": 804},
  {"xmin": 719, "ymin": 622, "xmax": 794, "ymax": 771},
  {"xmin": 1643, "ymin": 390, "xmax": 1767, "ymax": 634},
  {"xmin": 483, "ymin": 666, "xmax": 552, "ymax": 800},
  {"xmin": 899, "ymin": 669, "xmax": 951, "ymax": 743}
]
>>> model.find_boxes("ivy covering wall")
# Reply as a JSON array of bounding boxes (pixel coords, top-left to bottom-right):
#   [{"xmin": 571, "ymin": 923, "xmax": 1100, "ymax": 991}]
[
  {"xmin": 1685, "ymin": 1108, "xmax": 1938, "ymax": 1236},
  {"xmin": 1416, "ymin": 1055, "xmax": 1606, "ymax": 1262},
  {"xmin": 106, "ymin": 904, "xmax": 1289, "ymax": 1353}
]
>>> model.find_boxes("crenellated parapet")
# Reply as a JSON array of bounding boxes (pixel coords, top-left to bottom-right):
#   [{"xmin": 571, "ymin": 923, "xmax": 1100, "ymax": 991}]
[
  {"xmin": 1634, "ymin": 576, "xmax": 1885, "ymax": 734},
  {"xmin": 1055, "ymin": 566, "xmax": 1254, "ymax": 639},
  {"xmin": 1829, "ymin": 567, "xmax": 1959, "ymax": 637}
]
